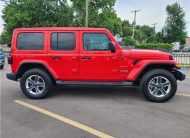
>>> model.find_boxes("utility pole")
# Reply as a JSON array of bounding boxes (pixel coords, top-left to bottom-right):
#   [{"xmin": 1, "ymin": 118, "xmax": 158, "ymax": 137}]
[
  {"xmin": 85, "ymin": 0, "xmax": 89, "ymax": 27},
  {"xmin": 152, "ymin": 23, "xmax": 158, "ymax": 31},
  {"xmin": 152, "ymin": 23, "xmax": 158, "ymax": 43},
  {"xmin": 131, "ymin": 10, "xmax": 141, "ymax": 39}
]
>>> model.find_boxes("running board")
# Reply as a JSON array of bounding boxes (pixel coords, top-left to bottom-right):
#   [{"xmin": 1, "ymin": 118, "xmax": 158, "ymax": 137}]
[{"xmin": 56, "ymin": 81, "xmax": 133, "ymax": 86}]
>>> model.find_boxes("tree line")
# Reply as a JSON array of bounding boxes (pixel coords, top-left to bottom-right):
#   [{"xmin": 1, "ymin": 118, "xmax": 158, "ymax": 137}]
[{"xmin": 0, "ymin": 0, "xmax": 187, "ymax": 46}]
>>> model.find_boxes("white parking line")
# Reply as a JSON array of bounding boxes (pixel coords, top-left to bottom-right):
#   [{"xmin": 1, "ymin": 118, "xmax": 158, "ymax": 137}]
[
  {"xmin": 14, "ymin": 100, "xmax": 114, "ymax": 138},
  {"xmin": 176, "ymin": 93, "xmax": 190, "ymax": 97}
]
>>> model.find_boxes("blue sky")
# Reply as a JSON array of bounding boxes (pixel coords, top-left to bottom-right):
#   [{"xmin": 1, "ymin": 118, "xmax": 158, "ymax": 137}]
[{"xmin": 0, "ymin": 0, "xmax": 190, "ymax": 36}]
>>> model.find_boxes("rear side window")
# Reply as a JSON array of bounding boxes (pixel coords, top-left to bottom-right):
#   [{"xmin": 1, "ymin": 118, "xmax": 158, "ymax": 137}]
[
  {"xmin": 51, "ymin": 33, "xmax": 75, "ymax": 50},
  {"xmin": 17, "ymin": 33, "xmax": 44, "ymax": 50}
]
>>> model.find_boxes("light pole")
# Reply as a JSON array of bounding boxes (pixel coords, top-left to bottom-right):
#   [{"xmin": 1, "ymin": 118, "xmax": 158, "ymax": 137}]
[{"xmin": 85, "ymin": 0, "xmax": 88, "ymax": 27}]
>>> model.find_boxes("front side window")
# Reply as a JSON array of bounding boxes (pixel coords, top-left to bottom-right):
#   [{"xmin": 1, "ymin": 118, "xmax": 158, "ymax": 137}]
[
  {"xmin": 17, "ymin": 33, "xmax": 44, "ymax": 50},
  {"xmin": 83, "ymin": 33, "xmax": 110, "ymax": 51},
  {"xmin": 51, "ymin": 33, "xmax": 75, "ymax": 50}
]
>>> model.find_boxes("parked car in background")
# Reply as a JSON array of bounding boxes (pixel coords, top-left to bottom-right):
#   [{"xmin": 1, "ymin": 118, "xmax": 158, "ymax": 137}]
[
  {"xmin": 0, "ymin": 51, "xmax": 5, "ymax": 69},
  {"xmin": 181, "ymin": 46, "xmax": 190, "ymax": 52}
]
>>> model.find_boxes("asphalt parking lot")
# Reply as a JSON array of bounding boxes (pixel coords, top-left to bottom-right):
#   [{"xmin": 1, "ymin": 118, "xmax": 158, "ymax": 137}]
[{"xmin": 1, "ymin": 62, "xmax": 190, "ymax": 138}]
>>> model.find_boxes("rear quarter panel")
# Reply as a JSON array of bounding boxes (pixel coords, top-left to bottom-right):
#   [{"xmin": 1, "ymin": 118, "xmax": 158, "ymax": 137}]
[{"xmin": 11, "ymin": 29, "xmax": 59, "ymax": 79}]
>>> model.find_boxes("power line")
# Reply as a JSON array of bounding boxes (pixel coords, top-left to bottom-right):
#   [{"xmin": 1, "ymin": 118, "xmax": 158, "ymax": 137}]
[{"xmin": 131, "ymin": 10, "xmax": 141, "ymax": 39}]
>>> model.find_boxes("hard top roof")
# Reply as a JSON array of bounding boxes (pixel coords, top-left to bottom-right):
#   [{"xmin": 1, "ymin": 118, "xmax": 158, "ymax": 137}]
[{"xmin": 14, "ymin": 27, "xmax": 108, "ymax": 31}]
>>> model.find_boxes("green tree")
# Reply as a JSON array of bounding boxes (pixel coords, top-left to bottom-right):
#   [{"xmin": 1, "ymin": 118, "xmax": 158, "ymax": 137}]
[
  {"xmin": 1, "ymin": 0, "xmax": 73, "ymax": 44},
  {"xmin": 163, "ymin": 2, "xmax": 187, "ymax": 44},
  {"xmin": 122, "ymin": 20, "xmax": 132, "ymax": 37},
  {"xmin": 71, "ymin": 0, "xmax": 122, "ymax": 35},
  {"xmin": 122, "ymin": 36, "xmax": 136, "ymax": 46},
  {"xmin": 121, "ymin": 22, "xmax": 156, "ymax": 44},
  {"xmin": 140, "ymin": 25, "xmax": 155, "ymax": 42}
]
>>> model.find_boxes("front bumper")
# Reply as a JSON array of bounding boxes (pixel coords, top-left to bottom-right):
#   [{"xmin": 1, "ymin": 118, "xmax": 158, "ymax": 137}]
[
  {"xmin": 174, "ymin": 69, "xmax": 185, "ymax": 81},
  {"xmin": 6, "ymin": 73, "xmax": 17, "ymax": 81}
]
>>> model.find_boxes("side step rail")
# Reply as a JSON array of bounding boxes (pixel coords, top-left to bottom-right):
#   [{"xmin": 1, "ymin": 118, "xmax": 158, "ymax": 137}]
[{"xmin": 56, "ymin": 81, "xmax": 133, "ymax": 86}]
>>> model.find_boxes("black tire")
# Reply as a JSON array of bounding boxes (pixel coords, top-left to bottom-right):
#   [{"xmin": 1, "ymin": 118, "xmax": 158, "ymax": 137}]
[
  {"xmin": 20, "ymin": 68, "xmax": 53, "ymax": 99},
  {"xmin": 0, "ymin": 65, "xmax": 4, "ymax": 69},
  {"xmin": 140, "ymin": 69, "xmax": 177, "ymax": 102}
]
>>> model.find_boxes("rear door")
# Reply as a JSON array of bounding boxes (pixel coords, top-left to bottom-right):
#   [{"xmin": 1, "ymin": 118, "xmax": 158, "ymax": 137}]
[{"xmin": 48, "ymin": 31, "xmax": 80, "ymax": 80}]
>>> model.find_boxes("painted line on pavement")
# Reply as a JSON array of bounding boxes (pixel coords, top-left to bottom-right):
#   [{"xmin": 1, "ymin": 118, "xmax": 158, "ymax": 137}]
[
  {"xmin": 14, "ymin": 100, "xmax": 114, "ymax": 138},
  {"xmin": 176, "ymin": 93, "xmax": 190, "ymax": 97}
]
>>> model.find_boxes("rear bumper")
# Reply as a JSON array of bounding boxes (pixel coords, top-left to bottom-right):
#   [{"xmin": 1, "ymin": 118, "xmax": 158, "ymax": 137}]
[
  {"xmin": 6, "ymin": 73, "xmax": 17, "ymax": 81},
  {"xmin": 174, "ymin": 69, "xmax": 185, "ymax": 81}
]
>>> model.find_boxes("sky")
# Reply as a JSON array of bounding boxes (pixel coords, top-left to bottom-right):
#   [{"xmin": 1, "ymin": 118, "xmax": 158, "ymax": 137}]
[
  {"xmin": 0, "ymin": 0, "xmax": 190, "ymax": 36},
  {"xmin": 114, "ymin": 0, "xmax": 190, "ymax": 36}
]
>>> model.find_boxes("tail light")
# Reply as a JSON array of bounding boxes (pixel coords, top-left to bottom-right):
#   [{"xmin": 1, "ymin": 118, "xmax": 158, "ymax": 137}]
[
  {"xmin": 7, "ymin": 56, "xmax": 13, "ymax": 64},
  {"xmin": 169, "ymin": 55, "xmax": 173, "ymax": 60}
]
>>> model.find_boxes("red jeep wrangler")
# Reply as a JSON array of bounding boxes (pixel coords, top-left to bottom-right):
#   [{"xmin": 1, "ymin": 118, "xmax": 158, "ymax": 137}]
[{"xmin": 7, "ymin": 27, "xmax": 185, "ymax": 102}]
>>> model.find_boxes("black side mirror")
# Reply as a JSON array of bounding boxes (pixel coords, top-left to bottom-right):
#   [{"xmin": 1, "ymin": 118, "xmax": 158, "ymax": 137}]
[
  {"xmin": 8, "ymin": 43, "xmax": 11, "ymax": 47},
  {"xmin": 108, "ymin": 42, "xmax": 116, "ymax": 53}
]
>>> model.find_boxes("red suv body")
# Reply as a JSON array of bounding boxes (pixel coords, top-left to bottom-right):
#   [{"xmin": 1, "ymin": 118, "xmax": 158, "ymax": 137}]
[{"xmin": 7, "ymin": 27, "xmax": 185, "ymax": 102}]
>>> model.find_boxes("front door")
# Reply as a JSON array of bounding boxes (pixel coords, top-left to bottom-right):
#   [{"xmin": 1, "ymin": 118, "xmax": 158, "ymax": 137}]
[
  {"xmin": 79, "ymin": 31, "xmax": 123, "ymax": 81},
  {"xmin": 48, "ymin": 31, "xmax": 79, "ymax": 80}
]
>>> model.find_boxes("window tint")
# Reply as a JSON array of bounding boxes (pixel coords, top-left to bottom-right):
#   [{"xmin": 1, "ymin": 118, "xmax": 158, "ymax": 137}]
[
  {"xmin": 83, "ymin": 33, "xmax": 110, "ymax": 51},
  {"xmin": 17, "ymin": 33, "xmax": 44, "ymax": 50},
  {"xmin": 51, "ymin": 33, "xmax": 75, "ymax": 50}
]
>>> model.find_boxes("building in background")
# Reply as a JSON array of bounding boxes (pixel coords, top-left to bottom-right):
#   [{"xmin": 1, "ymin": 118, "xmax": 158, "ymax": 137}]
[{"xmin": 186, "ymin": 37, "xmax": 190, "ymax": 47}]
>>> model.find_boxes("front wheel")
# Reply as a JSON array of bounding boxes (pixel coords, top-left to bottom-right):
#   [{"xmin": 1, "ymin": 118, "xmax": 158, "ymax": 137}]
[
  {"xmin": 20, "ymin": 68, "xmax": 53, "ymax": 99},
  {"xmin": 140, "ymin": 69, "xmax": 177, "ymax": 102}
]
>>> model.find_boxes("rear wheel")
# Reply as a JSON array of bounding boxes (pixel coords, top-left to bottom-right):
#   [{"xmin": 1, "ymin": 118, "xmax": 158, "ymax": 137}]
[
  {"xmin": 140, "ymin": 69, "xmax": 177, "ymax": 102},
  {"xmin": 20, "ymin": 68, "xmax": 53, "ymax": 99}
]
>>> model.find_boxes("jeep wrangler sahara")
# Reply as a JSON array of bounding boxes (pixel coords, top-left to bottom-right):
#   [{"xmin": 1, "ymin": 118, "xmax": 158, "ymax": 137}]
[{"xmin": 6, "ymin": 27, "xmax": 185, "ymax": 102}]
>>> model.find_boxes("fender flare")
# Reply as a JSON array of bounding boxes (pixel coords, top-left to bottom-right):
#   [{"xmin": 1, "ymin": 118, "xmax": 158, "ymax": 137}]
[
  {"xmin": 127, "ymin": 60, "xmax": 177, "ymax": 81},
  {"xmin": 16, "ymin": 60, "xmax": 59, "ymax": 80}
]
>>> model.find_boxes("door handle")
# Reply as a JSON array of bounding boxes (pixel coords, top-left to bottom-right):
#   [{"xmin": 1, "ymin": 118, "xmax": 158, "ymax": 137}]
[
  {"xmin": 81, "ymin": 56, "xmax": 91, "ymax": 60},
  {"xmin": 51, "ymin": 56, "xmax": 61, "ymax": 60}
]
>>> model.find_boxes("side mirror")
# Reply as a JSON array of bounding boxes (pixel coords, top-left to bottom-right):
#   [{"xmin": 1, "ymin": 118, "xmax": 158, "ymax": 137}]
[
  {"xmin": 8, "ymin": 43, "xmax": 11, "ymax": 47},
  {"xmin": 108, "ymin": 42, "xmax": 116, "ymax": 53}
]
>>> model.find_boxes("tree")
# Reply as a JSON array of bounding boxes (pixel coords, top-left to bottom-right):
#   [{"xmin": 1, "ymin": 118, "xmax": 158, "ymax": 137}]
[
  {"xmin": 71, "ymin": 0, "xmax": 122, "ymax": 35},
  {"xmin": 121, "ymin": 22, "xmax": 156, "ymax": 44},
  {"xmin": 140, "ymin": 25, "xmax": 155, "ymax": 42},
  {"xmin": 1, "ymin": 0, "xmax": 73, "ymax": 44},
  {"xmin": 163, "ymin": 2, "xmax": 187, "ymax": 44}
]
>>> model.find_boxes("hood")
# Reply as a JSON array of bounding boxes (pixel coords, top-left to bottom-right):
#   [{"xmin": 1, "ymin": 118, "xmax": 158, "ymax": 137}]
[{"xmin": 128, "ymin": 49, "xmax": 170, "ymax": 60}]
